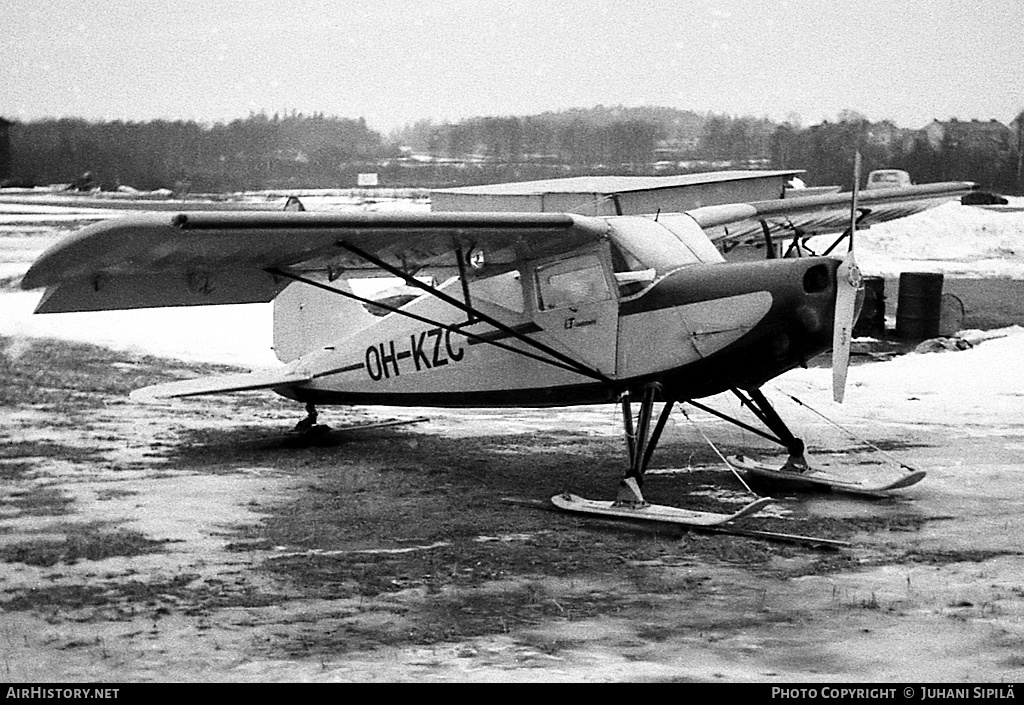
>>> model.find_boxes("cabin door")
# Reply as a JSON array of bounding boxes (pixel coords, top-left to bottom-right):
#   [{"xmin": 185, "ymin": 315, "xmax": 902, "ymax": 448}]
[{"xmin": 530, "ymin": 251, "xmax": 618, "ymax": 376}]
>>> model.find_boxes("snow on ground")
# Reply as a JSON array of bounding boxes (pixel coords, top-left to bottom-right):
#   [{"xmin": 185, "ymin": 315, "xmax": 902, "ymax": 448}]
[
  {"xmin": 772, "ymin": 325, "xmax": 1024, "ymax": 433},
  {"xmin": 0, "ymin": 291, "xmax": 278, "ymax": 368},
  {"xmin": 811, "ymin": 197, "xmax": 1024, "ymax": 278}
]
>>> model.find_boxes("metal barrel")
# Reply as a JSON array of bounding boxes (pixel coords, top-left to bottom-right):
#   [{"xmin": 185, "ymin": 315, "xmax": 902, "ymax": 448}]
[
  {"xmin": 895, "ymin": 272, "xmax": 944, "ymax": 340},
  {"xmin": 853, "ymin": 275, "xmax": 886, "ymax": 338}
]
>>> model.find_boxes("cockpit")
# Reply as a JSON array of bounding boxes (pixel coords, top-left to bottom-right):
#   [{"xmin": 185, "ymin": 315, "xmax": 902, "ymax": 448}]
[{"xmin": 604, "ymin": 214, "xmax": 724, "ymax": 298}]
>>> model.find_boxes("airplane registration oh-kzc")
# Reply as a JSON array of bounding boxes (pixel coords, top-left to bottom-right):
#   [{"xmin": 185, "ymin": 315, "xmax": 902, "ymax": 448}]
[{"xmin": 19, "ymin": 172, "xmax": 978, "ymax": 525}]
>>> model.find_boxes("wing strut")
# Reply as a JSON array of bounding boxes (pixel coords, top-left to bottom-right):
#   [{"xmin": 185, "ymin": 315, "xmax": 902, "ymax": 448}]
[
  {"xmin": 759, "ymin": 220, "xmax": 777, "ymax": 259},
  {"xmin": 267, "ymin": 267, "xmax": 614, "ymax": 385},
  {"xmin": 334, "ymin": 241, "xmax": 616, "ymax": 386},
  {"xmin": 821, "ymin": 208, "xmax": 870, "ymax": 256},
  {"xmin": 683, "ymin": 398, "xmax": 785, "ymax": 446},
  {"xmin": 682, "ymin": 389, "xmax": 808, "ymax": 466},
  {"xmin": 454, "ymin": 246, "xmax": 478, "ymax": 326}
]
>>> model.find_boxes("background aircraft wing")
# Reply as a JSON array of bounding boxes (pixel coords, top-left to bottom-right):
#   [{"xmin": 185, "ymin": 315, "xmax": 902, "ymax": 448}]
[
  {"xmin": 688, "ymin": 181, "xmax": 978, "ymax": 248},
  {"xmin": 21, "ymin": 210, "xmax": 608, "ymax": 313}
]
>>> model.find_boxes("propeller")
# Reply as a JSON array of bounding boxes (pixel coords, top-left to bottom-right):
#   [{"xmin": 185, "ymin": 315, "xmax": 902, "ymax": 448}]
[{"xmin": 833, "ymin": 152, "xmax": 864, "ymax": 403}]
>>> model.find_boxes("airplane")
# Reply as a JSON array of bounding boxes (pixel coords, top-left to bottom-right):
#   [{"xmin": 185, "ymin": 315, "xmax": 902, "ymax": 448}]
[{"xmin": 17, "ymin": 173, "xmax": 978, "ymax": 524}]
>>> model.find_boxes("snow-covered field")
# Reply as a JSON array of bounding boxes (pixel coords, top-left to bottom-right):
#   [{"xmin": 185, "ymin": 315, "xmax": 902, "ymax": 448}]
[{"xmin": 820, "ymin": 199, "xmax": 1024, "ymax": 279}]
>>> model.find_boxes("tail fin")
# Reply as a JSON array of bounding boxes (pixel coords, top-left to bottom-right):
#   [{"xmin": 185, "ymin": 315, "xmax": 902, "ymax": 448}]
[{"xmin": 273, "ymin": 277, "xmax": 377, "ymax": 363}]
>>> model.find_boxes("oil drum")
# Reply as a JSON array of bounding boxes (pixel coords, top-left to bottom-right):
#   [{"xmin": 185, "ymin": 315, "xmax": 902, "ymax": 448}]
[
  {"xmin": 853, "ymin": 275, "xmax": 886, "ymax": 338},
  {"xmin": 895, "ymin": 272, "xmax": 944, "ymax": 340}
]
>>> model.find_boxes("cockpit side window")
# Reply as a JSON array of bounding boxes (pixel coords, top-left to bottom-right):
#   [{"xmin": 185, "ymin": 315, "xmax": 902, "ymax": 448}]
[
  {"xmin": 609, "ymin": 241, "xmax": 654, "ymax": 297},
  {"xmin": 535, "ymin": 254, "xmax": 612, "ymax": 311},
  {"xmin": 609, "ymin": 240, "xmax": 645, "ymax": 274}
]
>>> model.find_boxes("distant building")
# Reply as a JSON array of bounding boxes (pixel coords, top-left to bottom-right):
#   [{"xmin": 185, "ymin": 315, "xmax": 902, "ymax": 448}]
[
  {"xmin": 653, "ymin": 137, "xmax": 699, "ymax": 161},
  {"xmin": 0, "ymin": 117, "xmax": 13, "ymax": 182},
  {"xmin": 921, "ymin": 118, "xmax": 1012, "ymax": 152},
  {"xmin": 863, "ymin": 120, "xmax": 916, "ymax": 154}
]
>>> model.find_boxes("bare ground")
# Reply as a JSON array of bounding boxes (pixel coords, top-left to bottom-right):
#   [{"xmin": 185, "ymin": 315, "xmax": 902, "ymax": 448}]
[{"xmin": 2, "ymin": 336, "xmax": 1024, "ymax": 682}]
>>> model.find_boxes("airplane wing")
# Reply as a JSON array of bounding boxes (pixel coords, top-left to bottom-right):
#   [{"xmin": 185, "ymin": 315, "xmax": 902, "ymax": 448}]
[
  {"xmin": 21, "ymin": 210, "xmax": 609, "ymax": 313},
  {"xmin": 688, "ymin": 181, "xmax": 978, "ymax": 247}
]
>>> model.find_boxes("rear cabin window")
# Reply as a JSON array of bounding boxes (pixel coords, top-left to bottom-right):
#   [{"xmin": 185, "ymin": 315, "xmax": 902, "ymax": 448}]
[
  {"xmin": 535, "ymin": 254, "xmax": 612, "ymax": 311},
  {"xmin": 468, "ymin": 269, "xmax": 525, "ymax": 313}
]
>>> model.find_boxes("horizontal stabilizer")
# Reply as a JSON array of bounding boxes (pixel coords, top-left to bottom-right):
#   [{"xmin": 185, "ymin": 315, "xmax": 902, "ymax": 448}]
[{"xmin": 130, "ymin": 368, "xmax": 311, "ymax": 403}]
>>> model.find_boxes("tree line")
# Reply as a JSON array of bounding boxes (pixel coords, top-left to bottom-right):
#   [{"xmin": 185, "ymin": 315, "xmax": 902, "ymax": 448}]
[
  {"xmin": 396, "ymin": 106, "xmax": 704, "ymax": 166},
  {"xmin": 6, "ymin": 112, "xmax": 386, "ymax": 192},
  {"xmin": 3, "ymin": 106, "xmax": 1021, "ymax": 193}
]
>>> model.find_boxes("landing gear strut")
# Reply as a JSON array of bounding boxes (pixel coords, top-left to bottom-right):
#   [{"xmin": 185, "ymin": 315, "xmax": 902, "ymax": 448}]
[
  {"xmin": 732, "ymin": 388, "xmax": 808, "ymax": 471},
  {"xmin": 554, "ymin": 382, "xmax": 776, "ymax": 526},
  {"xmin": 614, "ymin": 383, "xmax": 811, "ymax": 506},
  {"xmin": 615, "ymin": 383, "xmax": 675, "ymax": 507},
  {"xmin": 681, "ymin": 386, "xmax": 809, "ymax": 472}
]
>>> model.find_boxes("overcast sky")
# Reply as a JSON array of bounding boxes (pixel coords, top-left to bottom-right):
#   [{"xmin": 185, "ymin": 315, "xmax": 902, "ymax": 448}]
[{"xmin": 3, "ymin": 0, "xmax": 1022, "ymax": 134}]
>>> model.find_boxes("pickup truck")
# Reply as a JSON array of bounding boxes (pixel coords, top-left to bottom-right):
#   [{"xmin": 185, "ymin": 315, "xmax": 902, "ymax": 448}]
[{"xmin": 864, "ymin": 169, "xmax": 913, "ymax": 190}]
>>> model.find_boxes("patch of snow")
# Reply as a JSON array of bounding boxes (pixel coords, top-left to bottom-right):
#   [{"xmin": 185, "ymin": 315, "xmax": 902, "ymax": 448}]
[
  {"xmin": 773, "ymin": 326, "xmax": 1024, "ymax": 430},
  {"xmin": 805, "ymin": 198, "xmax": 1024, "ymax": 278},
  {"xmin": 0, "ymin": 291, "xmax": 277, "ymax": 368}
]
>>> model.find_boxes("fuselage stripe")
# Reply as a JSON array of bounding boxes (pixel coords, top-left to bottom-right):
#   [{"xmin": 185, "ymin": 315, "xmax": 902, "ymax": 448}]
[
  {"xmin": 311, "ymin": 362, "xmax": 366, "ymax": 379},
  {"xmin": 466, "ymin": 321, "xmax": 542, "ymax": 346}
]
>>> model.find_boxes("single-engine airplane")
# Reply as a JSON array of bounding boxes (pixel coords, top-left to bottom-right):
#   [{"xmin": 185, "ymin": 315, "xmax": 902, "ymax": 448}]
[{"xmin": 19, "ymin": 174, "xmax": 978, "ymax": 524}]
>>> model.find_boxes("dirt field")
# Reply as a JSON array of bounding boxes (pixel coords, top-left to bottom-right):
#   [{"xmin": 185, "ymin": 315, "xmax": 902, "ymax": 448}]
[{"xmin": 2, "ymin": 330, "xmax": 1024, "ymax": 684}]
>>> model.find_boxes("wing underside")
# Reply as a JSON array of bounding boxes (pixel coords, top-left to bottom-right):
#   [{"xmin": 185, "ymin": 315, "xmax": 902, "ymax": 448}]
[
  {"xmin": 21, "ymin": 182, "xmax": 978, "ymax": 315},
  {"xmin": 22, "ymin": 211, "xmax": 608, "ymax": 313}
]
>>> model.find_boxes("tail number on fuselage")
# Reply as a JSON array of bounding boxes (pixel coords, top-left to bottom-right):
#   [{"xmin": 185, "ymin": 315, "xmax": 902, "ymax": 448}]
[{"xmin": 365, "ymin": 328, "xmax": 465, "ymax": 381}]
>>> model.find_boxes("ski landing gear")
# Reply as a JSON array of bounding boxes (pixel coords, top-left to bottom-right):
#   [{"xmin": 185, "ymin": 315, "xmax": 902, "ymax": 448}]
[
  {"xmin": 719, "ymin": 389, "xmax": 926, "ymax": 495},
  {"xmin": 552, "ymin": 383, "xmax": 772, "ymax": 527}
]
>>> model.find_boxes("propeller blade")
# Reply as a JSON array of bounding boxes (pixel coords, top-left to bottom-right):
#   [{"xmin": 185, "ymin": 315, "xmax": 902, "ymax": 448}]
[
  {"xmin": 833, "ymin": 150, "xmax": 863, "ymax": 403},
  {"xmin": 832, "ymin": 249, "xmax": 861, "ymax": 402}
]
